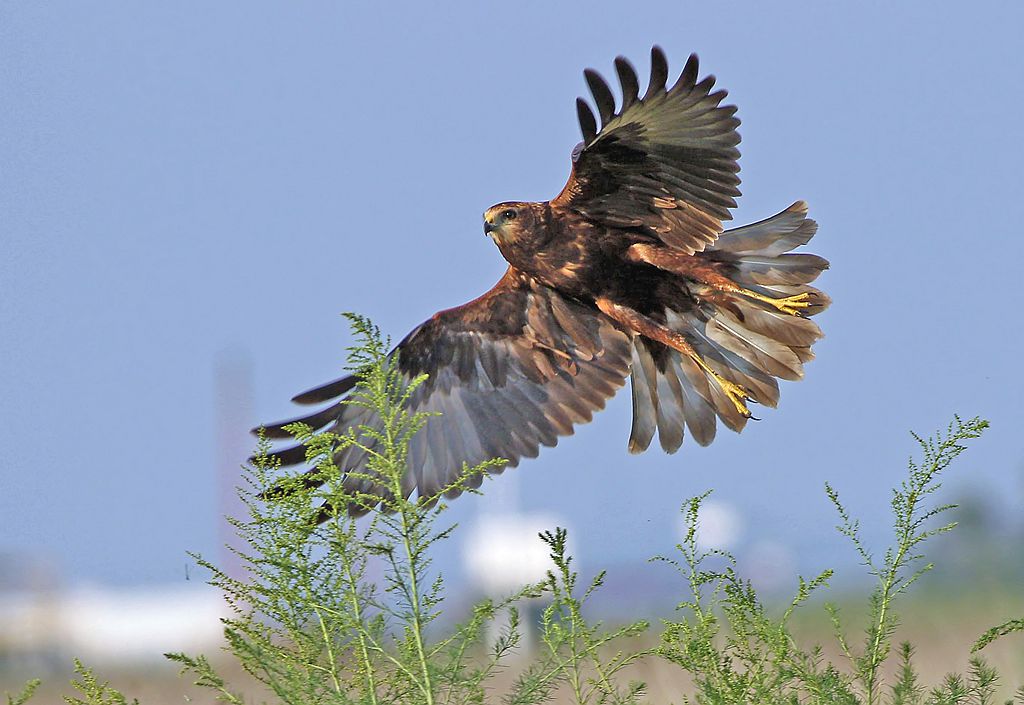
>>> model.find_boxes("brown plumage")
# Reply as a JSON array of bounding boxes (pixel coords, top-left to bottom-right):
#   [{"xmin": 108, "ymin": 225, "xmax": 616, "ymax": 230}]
[{"xmin": 260, "ymin": 47, "xmax": 830, "ymax": 515}]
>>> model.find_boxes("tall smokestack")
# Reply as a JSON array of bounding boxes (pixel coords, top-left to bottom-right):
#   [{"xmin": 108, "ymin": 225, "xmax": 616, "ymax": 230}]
[{"xmin": 214, "ymin": 350, "xmax": 254, "ymax": 581}]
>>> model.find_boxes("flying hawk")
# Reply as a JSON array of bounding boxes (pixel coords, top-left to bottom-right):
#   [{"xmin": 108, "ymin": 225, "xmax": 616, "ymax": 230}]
[{"xmin": 260, "ymin": 47, "xmax": 829, "ymax": 514}]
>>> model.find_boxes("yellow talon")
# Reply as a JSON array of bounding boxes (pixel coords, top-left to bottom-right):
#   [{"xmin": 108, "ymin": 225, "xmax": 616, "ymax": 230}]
[
  {"xmin": 689, "ymin": 354, "xmax": 752, "ymax": 418},
  {"xmin": 715, "ymin": 375, "xmax": 754, "ymax": 418},
  {"xmin": 743, "ymin": 290, "xmax": 813, "ymax": 316}
]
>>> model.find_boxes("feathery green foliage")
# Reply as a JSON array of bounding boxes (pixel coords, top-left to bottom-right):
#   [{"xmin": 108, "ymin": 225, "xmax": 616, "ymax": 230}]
[
  {"xmin": 657, "ymin": 490, "xmax": 853, "ymax": 704},
  {"xmin": 163, "ymin": 313, "xmax": 653, "ymax": 705},
  {"xmin": 4, "ymin": 680, "xmax": 40, "ymax": 705},
  {"xmin": 28, "ymin": 318, "xmax": 1023, "ymax": 704},
  {"xmin": 824, "ymin": 416, "xmax": 991, "ymax": 704},
  {"xmin": 974, "ymin": 619, "xmax": 1024, "ymax": 654},
  {"xmin": 62, "ymin": 660, "xmax": 138, "ymax": 705},
  {"xmin": 650, "ymin": 416, "xmax": 1024, "ymax": 705},
  {"xmin": 167, "ymin": 313, "xmax": 527, "ymax": 705},
  {"xmin": 505, "ymin": 528, "xmax": 650, "ymax": 705}
]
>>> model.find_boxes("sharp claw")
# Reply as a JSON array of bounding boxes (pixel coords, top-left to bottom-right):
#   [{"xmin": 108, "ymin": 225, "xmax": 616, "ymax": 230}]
[
  {"xmin": 687, "ymin": 352, "xmax": 753, "ymax": 418},
  {"xmin": 740, "ymin": 288, "xmax": 813, "ymax": 316},
  {"xmin": 716, "ymin": 376, "xmax": 753, "ymax": 418},
  {"xmin": 771, "ymin": 292, "xmax": 813, "ymax": 316}
]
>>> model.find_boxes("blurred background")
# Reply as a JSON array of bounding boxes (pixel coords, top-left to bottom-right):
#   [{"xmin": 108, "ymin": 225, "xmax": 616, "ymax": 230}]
[{"xmin": 2, "ymin": 0, "xmax": 1023, "ymax": 700}]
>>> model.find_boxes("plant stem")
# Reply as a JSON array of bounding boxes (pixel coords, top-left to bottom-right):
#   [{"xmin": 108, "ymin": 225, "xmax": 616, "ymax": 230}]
[
  {"xmin": 866, "ymin": 572, "xmax": 897, "ymax": 702},
  {"xmin": 400, "ymin": 502, "xmax": 435, "ymax": 704},
  {"xmin": 314, "ymin": 608, "xmax": 343, "ymax": 696},
  {"xmin": 387, "ymin": 406, "xmax": 435, "ymax": 705},
  {"xmin": 342, "ymin": 556, "xmax": 380, "ymax": 705}
]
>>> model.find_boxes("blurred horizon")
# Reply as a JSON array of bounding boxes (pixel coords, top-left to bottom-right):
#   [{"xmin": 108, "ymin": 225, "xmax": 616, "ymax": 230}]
[{"xmin": 2, "ymin": 0, "xmax": 1023, "ymax": 611}]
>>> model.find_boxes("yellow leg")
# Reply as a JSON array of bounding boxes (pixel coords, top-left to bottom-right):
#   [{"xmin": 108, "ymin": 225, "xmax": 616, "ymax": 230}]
[
  {"xmin": 688, "ymin": 353, "xmax": 752, "ymax": 418},
  {"xmin": 594, "ymin": 296, "xmax": 752, "ymax": 418},
  {"xmin": 740, "ymin": 289, "xmax": 813, "ymax": 316},
  {"xmin": 624, "ymin": 244, "xmax": 813, "ymax": 317}
]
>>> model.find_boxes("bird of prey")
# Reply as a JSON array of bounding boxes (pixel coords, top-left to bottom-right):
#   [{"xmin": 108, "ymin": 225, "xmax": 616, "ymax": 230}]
[{"xmin": 260, "ymin": 47, "xmax": 829, "ymax": 514}]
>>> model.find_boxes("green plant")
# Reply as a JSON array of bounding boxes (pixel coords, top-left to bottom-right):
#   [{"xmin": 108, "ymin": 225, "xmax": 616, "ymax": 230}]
[
  {"xmin": 5, "ymin": 680, "xmax": 40, "ymax": 705},
  {"xmin": 62, "ymin": 660, "xmax": 138, "ymax": 705},
  {"xmin": 25, "ymin": 317, "xmax": 1022, "ymax": 704},
  {"xmin": 168, "ymin": 314, "xmax": 515, "ymax": 705},
  {"xmin": 825, "ymin": 417, "xmax": 989, "ymax": 703},
  {"xmin": 505, "ymin": 528, "xmax": 650, "ymax": 705},
  {"xmin": 654, "ymin": 416, "xmax": 1024, "ymax": 705},
  {"xmin": 657, "ymin": 489, "xmax": 851, "ymax": 704},
  {"xmin": 974, "ymin": 619, "xmax": 1024, "ymax": 654},
  {"xmin": 168, "ymin": 314, "xmax": 647, "ymax": 705}
]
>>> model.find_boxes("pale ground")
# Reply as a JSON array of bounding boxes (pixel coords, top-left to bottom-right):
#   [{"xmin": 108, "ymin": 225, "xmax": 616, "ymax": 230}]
[{"xmin": 5, "ymin": 587, "xmax": 1022, "ymax": 704}]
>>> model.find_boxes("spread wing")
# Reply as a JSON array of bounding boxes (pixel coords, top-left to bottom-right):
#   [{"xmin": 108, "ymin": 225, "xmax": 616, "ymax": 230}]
[
  {"xmin": 552, "ymin": 47, "xmax": 741, "ymax": 255},
  {"xmin": 259, "ymin": 268, "xmax": 633, "ymax": 515}
]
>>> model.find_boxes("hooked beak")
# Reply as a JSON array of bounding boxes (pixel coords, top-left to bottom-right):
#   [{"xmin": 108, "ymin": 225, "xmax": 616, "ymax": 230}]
[{"xmin": 484, "ymin": 221, "xmax": 497, "ymax": 235}]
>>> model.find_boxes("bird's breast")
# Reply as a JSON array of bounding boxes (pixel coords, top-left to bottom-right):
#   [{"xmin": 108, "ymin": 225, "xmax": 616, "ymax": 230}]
[
  {"xmin": 524, "ymin": 240, "xmax": 597, "ymax": 296},
  {"xmin": 501, "ymin": 217, "xmax": 624, "ymax": 299}
]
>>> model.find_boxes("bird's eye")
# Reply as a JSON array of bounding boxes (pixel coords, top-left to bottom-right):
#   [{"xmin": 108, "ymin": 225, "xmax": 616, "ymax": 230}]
[{"xmin": 502, "ymin": 209, "xmax": 517, "ymax": 220}]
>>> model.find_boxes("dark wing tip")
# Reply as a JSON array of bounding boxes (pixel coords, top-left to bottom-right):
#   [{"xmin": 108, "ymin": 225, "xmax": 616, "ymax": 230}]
[
  {"xmin": 291, "ymin": 374, "xmax": 356, "ymax": 405},
  {"xmin": 678, "ymin": 53, "xmax": 700, "ymax": 89},
  {"xmin": 257, "ymin": 442, "xmax": 310, "ymax": 468},
  {"xmin": 254, "ymin": 403, "xmax": 340, "ymax": 439},
  {"xmin": 614, "ymin": 56, "xmax": 640, "ymax": 110},
  {"xmin": 575, "ymin": 96, "xmax": 598, "ymax": 144},
  {"xmin": 583, "ymin": 68, "xmax": 616, "ymax": 126},
  {"xmin": 645, "ymin": 45, "xmax": 669, "ymax": 99}
]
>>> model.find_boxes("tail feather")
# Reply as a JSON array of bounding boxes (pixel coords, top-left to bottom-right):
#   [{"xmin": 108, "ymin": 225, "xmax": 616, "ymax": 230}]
[
  {"xmin": 708, "ymin": 201, "xmax": 816, "ymax": 256},
  {"xmin": 728, "ymin": 253, "xmax": 829, "ymax": 287},
  {"xmin": 674, "ymin": 351, "xmax": 718, "ymax": 445},
  {"xmin": 670, "ymin": 312, "xmax": 754, "ymax": 433},
  {"xmin": 628, "ymin": 342, "xmax": 659, "ymax": 453},
  {"xmin": 625, "ymin": 201, "xmax": 828, "ymax": 453},
  {"xmin": 654, "ymin": 356, "xmax": 687, "ymax": 453},
  {"xmin": 722, "ymin": 297, "xmax": 823, "ymax": 348},
  {"xmin": 671, "ymin": 309, "xmax": 780, "ymax": 408},
  {"xmin": 678, "ymin": 313, "xmax": 781, "ymax": 409},
  {"xmin": 705, "ymin": 310, "xmax": 804, "ymax": 381},
  {"xmin": 626, "ymin": 340, "xmax": 722, "ymax": 452}
]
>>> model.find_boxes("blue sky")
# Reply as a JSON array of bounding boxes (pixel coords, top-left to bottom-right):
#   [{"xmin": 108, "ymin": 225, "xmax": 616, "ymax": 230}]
[{"xmin": 2, "ymin": 2, "xmax": 1022, "ymax": 591}]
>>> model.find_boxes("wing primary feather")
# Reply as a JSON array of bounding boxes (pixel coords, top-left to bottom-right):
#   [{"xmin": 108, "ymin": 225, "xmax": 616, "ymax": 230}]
[
  {"xmin": 554, "ymin": 48, "xmax": 743, "ymax": 255},
  {"xmin": 615, "ymin": 56, "xmax": 639, "ymax": 110},
  {"xmin": 673, "ymin": 53, "xmax": 700, "ymax": 92},
  {"xmin": 268, "ymin": 442, "xmax": 312, "ymax": 468},
  {"xmin": 576, "ymin": 97, "xmax": 598, "ymax": 143},
  {"xmin": 645, "ymin": 45, "xmax": 669, "ymax": 99},
  {"xmin": 583, "ymin": 68, "xmax": 616, "ymax": 126},
  {"xmin": 291, "ymin": 375, "xmax": 356, "ymax": 405},
  {"xmin": 257, "ymin": 404, "xmax": 339, "ymax": 439}
]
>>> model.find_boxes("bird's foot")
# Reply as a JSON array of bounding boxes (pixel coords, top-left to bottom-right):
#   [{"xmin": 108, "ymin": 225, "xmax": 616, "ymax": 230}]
[
  {"xmin": 714, "ymin": 374, "xmax": 754, "ymax": 418},
  {"xmin": 690, "ymin": 354, "xmax": 753, "ymax": 418},
  {"xmin": 743, "ymin": 289, "xmax": 813, "ymax": 316}
]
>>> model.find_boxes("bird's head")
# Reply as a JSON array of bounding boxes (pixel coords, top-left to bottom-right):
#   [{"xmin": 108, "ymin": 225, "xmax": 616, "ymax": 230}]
[{"xmin": 483, "ymin": 202, "xmax": 538, "ymax": 248}]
